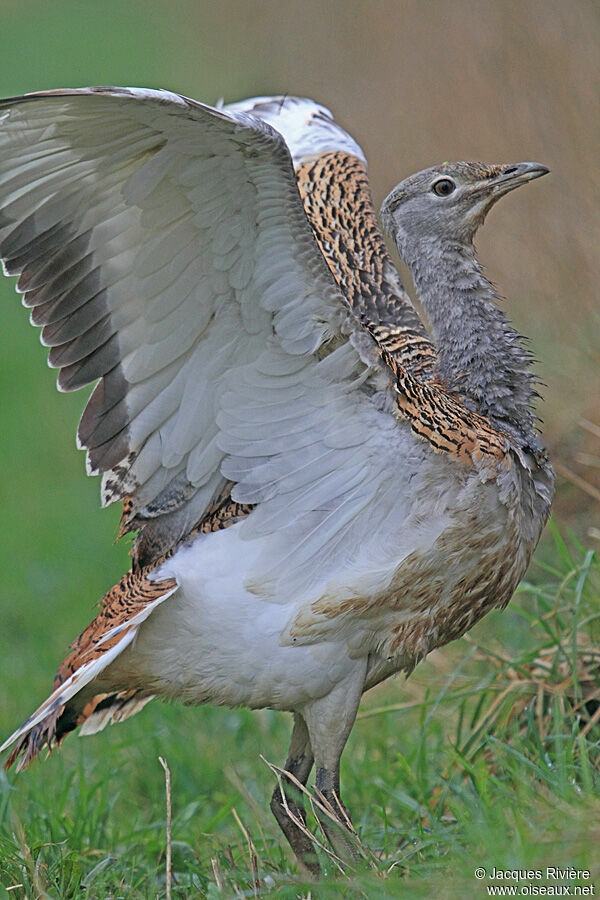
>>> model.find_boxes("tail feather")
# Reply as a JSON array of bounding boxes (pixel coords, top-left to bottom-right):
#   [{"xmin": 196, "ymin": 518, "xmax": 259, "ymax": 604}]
[
  {"xmin": 2, "ymin": 567, "xmax": 177, "ymax": 771},
  {"xmin": 78, "ymin": 690, "xmax": 155, "ymax": 735},
  {"xmin": 4, "ymin": 690, "xmax": 156, "ymax": 772},
  {"xmin": 5, "ymin": 705, "xmax": 65, "ymax": 773}
]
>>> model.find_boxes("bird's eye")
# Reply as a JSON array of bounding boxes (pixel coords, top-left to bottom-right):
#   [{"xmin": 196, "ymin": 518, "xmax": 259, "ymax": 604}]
[{"xmin": 432, "ymin": 178, "xmax": 456, "ymax": 197}]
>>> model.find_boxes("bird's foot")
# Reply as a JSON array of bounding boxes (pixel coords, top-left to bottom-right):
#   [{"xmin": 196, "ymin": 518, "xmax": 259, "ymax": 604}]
[
  {"xmin": 270, "ymin": 784, "xmax": 321, "ymax": 877},
  {"xmin": 313, "ymin": 788, "xmax": 370, "ymax": 869}
]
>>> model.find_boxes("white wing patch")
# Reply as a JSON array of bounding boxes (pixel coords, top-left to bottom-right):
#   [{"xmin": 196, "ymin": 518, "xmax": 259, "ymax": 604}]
[{"xmin": 223, "ymin": 95, "xmax": 367, "ymax": 166}]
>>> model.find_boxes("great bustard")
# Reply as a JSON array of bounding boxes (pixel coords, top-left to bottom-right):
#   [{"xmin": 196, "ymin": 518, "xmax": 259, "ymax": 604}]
[{"xmin": 0, "ymin": 89, "xmax": 554, "ymax": 872}]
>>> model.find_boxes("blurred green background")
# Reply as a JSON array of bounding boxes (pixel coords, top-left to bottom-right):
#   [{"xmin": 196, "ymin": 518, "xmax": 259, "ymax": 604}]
[{"xmin": 0, "ymin": 1, "xmax": 599, "ymax": 894}]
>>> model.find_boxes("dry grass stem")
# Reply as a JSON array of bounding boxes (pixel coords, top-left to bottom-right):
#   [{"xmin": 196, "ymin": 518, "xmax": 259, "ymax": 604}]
[
  {"xmin": 231, "ymin": 807, "xmax": 260, "ymax": 896},
  {"xmin": 261, "ymin": 755, "xmax": 377, "ymax": 872},
  {"xmin": 554, "ymin": 462, "xmax": 600, "ymax": 504},
  {"xmin": 579, "ymin": 419, "xmax": 600, "ymax": 441},
  {"xmin": 223, "ymin": 766, "xmax": 278, "ymax": 871},
  {"xmin": 158, "ymin": 756, "xmax": 172, "ymax": 900},
  {"xmin": 575, "ymin": 453, "xmax": 600, "ymax": 469},
  {"xmin": 225, "ymin": 844, "xmax": 243, "ymax": 897},
  {"xmin": 262, "ymin": 756, "xmax": 346, "ymax": 872},
  {"xmin": 211, "ymin": 857, "xmax": 224, "ymax": 891}
]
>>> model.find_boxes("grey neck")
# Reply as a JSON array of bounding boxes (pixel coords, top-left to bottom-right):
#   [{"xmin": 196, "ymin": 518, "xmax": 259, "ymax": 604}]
[{"xmin": 403, "ymin": 237, "xmax": 537, "ymax": 439}]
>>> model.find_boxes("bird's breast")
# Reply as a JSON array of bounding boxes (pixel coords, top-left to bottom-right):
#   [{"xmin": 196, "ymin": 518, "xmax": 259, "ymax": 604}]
[{"xmin": 284, "ymin": 452, "xmax": 539, "ymax": 672}]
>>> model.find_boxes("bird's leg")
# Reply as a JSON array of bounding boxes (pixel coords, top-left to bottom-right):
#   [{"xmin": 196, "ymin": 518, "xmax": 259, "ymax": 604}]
[
  {"xmin": 270, "ymin": 713, "xmax": 318, "ymax": 876},
  {"xmin": 302, "ymin": 663, "xmax": 367, "ymax": 866}
]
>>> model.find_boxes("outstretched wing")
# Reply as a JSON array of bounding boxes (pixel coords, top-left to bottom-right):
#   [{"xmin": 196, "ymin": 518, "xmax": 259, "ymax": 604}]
[{"xmin": 1, "ymin": 87, "xmax": 390, "ymax": 564}]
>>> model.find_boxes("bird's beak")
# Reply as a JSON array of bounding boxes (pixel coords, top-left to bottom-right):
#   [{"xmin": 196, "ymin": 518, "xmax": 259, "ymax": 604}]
[{"xmin": 488, "ymin": 161, "xmax": 550, "ymax": 197}]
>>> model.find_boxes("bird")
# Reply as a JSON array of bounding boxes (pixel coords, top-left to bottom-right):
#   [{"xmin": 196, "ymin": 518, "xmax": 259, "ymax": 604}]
[{"xmin": 0, "ymin": 88, "xmax": 554, "ymax": 873}]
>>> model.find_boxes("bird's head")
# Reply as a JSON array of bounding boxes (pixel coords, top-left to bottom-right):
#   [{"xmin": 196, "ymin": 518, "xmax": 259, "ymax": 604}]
[{"xmin": 381, "ymin": 161, "xmax": 549, "ymax": 261}]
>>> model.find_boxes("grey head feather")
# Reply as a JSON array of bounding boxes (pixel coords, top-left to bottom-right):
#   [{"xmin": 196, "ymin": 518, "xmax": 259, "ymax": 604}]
[{"xmin": 381, "ymin": 161, "xmax": 549, "ymax": 440}]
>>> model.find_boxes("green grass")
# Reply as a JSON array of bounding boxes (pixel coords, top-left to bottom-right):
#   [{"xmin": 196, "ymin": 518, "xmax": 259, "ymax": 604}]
[
  {"xmin": 0, "ymin": 3, "xmax": 599, "ymax": 894},
  {"xmin": 0, "ymin": 531, "xmax": 598, "ymax": 898}
]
